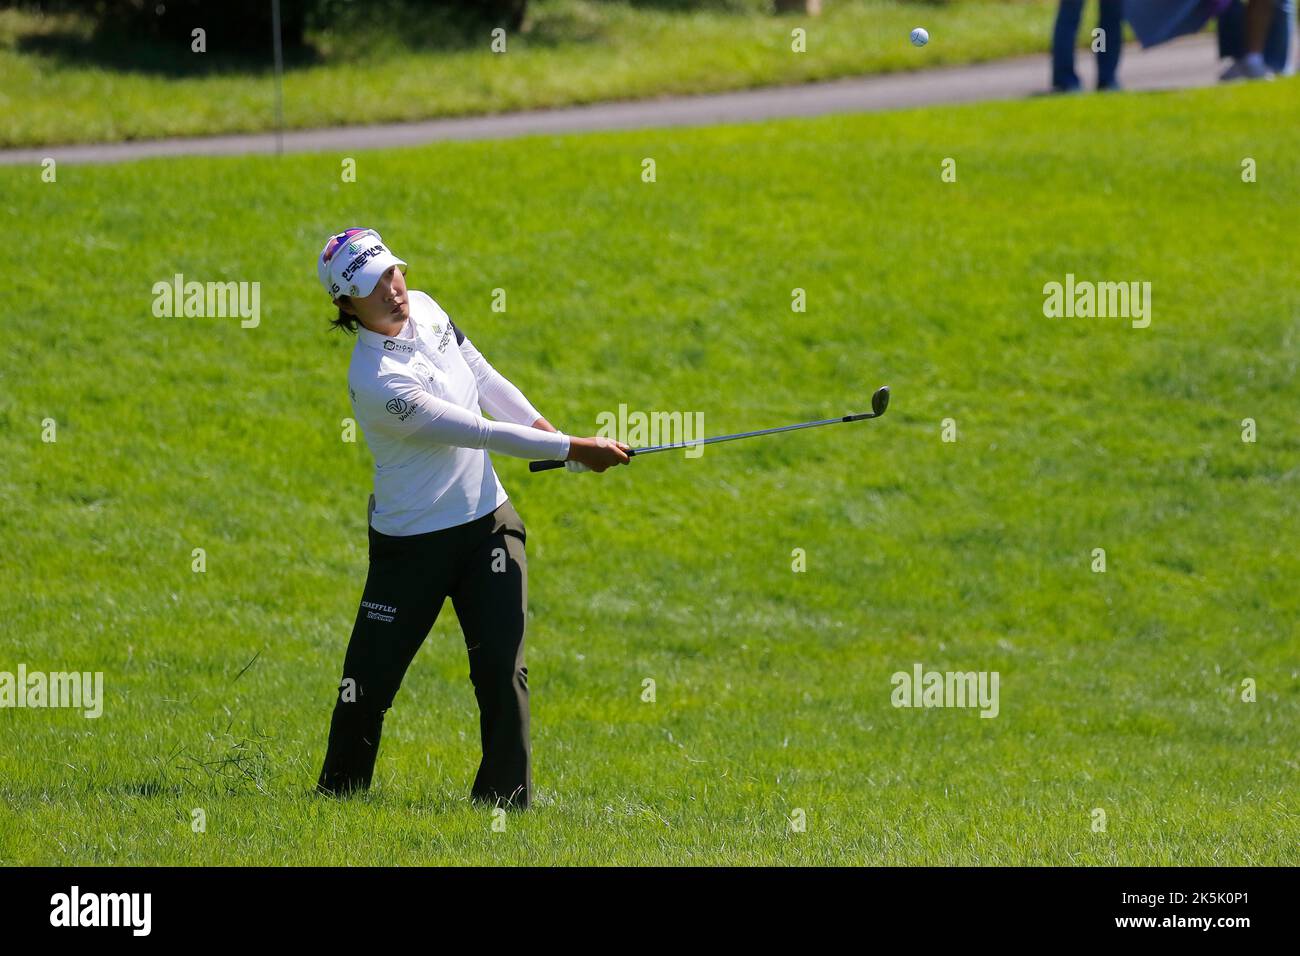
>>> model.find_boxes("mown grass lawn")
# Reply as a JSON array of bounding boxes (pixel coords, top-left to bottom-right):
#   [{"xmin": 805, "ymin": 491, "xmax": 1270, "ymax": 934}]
[
  {"xmin": 1, "ymin": 79, "xmax": 1297, "ymax": 865},
  {"xmin": 0, "ymin": 0, "xmax": 1064, "ymax": 148}
]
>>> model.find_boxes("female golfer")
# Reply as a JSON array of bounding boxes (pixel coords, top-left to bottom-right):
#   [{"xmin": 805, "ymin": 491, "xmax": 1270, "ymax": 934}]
[{"xmin": 313, "ymin": 227, "xmax": 629, "ymax": 809}]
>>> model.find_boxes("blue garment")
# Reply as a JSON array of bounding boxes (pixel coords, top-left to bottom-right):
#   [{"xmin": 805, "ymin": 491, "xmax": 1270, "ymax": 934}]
[
  {"xmin": 1053, "ymin": 1, "xmax": 1125, "ymax": 90},
  {"xmin": 1128, "ymin": 0, "xmax": 1232, "ymax": 47}
]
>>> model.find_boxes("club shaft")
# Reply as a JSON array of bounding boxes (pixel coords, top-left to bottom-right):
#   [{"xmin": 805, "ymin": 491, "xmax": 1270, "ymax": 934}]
[
  {"xmin": 631, "ymin": 412, "xmax": 873, "ymax": 457},
  {"xmin": 529, "ymin": 385, "xmax": 887, "ymax": 472}
]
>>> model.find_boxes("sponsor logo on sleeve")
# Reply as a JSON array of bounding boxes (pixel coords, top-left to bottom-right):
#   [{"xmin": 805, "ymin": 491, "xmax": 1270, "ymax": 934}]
[{"xmin": 383, "ymin": 396, "xmax": 419, "ymax": 422}]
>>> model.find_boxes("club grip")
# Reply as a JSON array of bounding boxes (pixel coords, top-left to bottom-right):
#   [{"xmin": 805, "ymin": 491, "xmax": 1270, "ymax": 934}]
[{"xmin": 529, "ymin": 459, "xmax": 567, "ymax": 473}]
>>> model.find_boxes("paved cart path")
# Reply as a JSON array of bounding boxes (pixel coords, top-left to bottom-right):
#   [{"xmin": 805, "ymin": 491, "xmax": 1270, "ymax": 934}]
[{"xmin": 0, "ymin": 35, "xmax": 1224, "ymax": 166}]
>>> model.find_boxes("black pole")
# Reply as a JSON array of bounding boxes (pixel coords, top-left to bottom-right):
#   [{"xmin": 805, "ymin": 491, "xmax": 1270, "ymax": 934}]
[{"xmin": 271, "ymin": 0, "xmax": 284, "ymax": 155}]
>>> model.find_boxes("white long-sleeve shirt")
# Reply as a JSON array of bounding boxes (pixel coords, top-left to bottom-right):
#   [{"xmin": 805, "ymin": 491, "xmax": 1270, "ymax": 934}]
[{"xmin": 348, "ymin": 290, "xmax": 569, "ymax": 535}]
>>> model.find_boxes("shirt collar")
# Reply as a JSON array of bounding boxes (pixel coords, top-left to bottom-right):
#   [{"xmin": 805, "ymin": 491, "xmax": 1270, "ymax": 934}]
[{"xmin": 358, "ymin": 317, "xmax": 418, "ymax": 355}]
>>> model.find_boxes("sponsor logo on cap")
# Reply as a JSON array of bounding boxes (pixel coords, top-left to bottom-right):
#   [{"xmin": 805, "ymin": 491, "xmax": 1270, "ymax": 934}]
[{"xmin": 340, "ymin": 244, "xmax": 385, "ymax": 282}]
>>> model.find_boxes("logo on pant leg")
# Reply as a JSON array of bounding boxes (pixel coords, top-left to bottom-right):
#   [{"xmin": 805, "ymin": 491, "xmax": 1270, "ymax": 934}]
[{"xmin": 361, "ymin": 601, "xmax": 397, "ymax": 623}]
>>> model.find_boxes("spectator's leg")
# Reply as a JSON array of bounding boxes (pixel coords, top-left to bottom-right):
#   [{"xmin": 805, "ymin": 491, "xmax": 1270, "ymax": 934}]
[
  {"xmin": 1264, "ymin": 0, "xmax": 1294, "ymax": 72},
  {"xmin": 1222, "ymin": 0, "xmax": 1275, "ymax": 77},
  {"xmin": 1220, "ymin": 1, "xmax": 1247, "ymax": 61},
  {"xmin": 1246, "ymin": 0, "xmax": 1275, "ymax": 53},
  {"xmin": 1051, "ymin": 1, "xmax": 1086, "ymax": 91},
  {"xmin": 1097, "ymin": 0, "xmax": 1124, "ymax": 89}
]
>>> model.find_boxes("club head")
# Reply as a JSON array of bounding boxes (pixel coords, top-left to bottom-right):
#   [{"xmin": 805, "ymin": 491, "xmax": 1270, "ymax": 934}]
[{"xmin": 871, "ymin": 385, "xmax": 890, "ymax": 417}]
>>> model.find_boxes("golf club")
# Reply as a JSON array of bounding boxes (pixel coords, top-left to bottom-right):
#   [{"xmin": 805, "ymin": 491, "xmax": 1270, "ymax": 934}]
[{"xmin": 529, "ymin": 385, "xmax": 890, "ymax": 472}]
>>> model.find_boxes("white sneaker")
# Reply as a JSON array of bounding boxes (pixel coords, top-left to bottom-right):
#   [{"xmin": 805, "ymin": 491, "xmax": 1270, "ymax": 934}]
[{"xmin": 1220, "ymin": 57, "xmax": 1273, "ymax": 81}]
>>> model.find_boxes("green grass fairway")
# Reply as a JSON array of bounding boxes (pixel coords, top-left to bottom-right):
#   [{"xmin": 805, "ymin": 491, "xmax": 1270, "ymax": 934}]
[
  {"xmin": 2, "ymin": 81, "xmax": 1297, "ymax": 865},
  {"xmin": 0, "ymin": 0, "xmax": 1062, "ymax": 148}
]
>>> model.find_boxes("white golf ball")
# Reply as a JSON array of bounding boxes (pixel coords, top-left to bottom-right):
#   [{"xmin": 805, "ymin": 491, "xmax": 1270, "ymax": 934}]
[{"xmin": 910, "ymin": 27, "xmax": 929, "ymax": 47}]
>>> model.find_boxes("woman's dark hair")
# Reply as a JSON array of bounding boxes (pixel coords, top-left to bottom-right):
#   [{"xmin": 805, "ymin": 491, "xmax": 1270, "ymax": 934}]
[{"xmin": 330, "ymin": 296, "xmax": 360, "ymax": 333}]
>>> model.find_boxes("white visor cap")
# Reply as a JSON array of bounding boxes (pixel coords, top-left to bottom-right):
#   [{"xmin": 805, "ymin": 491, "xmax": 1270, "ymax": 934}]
[{"xmin": 317, "ymin": 228, "xmax": 408, "ymax": 300}]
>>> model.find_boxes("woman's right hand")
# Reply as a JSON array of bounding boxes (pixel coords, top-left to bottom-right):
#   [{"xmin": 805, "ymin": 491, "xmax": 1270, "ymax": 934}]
[{"xmin": 566, "ymin": 436, "xmax": 631, "ymax": 473}]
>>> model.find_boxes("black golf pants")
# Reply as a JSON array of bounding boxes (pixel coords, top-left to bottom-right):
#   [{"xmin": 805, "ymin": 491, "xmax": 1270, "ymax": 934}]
[{"xmin": 316, "ymin": 498, "xmax": 532, "ymax": 808}]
